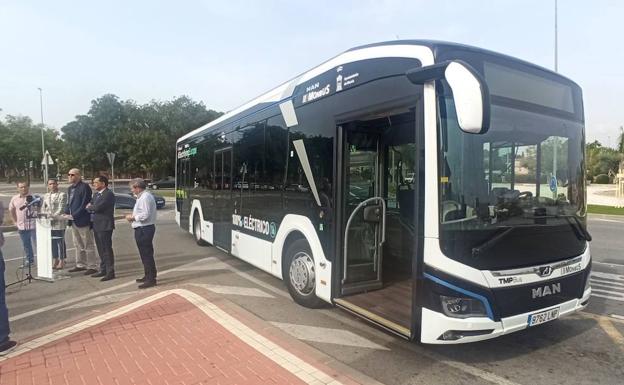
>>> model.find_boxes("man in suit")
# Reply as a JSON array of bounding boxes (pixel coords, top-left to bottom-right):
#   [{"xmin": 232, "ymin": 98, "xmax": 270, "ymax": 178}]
[
  {"xmin": 87, "ymin": 175, "xmax": 116, "ymax": 281},
  {"xmin": 64, "ymin": 168, "xmax": 98, "ymax": 275}
]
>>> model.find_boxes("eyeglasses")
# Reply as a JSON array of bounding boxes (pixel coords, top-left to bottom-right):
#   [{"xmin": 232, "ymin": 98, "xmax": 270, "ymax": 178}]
[{"xmin": 68, "ymin": 174, "xmax": 75, "ymax": 176}]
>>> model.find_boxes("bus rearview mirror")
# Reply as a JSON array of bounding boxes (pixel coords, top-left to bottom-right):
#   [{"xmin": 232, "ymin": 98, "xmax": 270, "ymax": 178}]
[{"xmin": 406, "ymin": 60, "xmax": 490, "ymax": 134}]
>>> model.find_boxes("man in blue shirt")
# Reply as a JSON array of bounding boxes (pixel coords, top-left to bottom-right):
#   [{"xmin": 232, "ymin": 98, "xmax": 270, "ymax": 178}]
[{"xmin": 125, "ymin": 178, "xmax": 158, "ymax": 289}]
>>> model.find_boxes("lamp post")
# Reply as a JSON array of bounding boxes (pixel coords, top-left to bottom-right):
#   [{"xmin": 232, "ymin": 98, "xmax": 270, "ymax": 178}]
[
  {"xmin": 38, "ymin": 87, "xmax": 47, "ymax": 183},
  {"xmin": 554, "ymin": 0, "xmax": 558, "ymax": 72}
]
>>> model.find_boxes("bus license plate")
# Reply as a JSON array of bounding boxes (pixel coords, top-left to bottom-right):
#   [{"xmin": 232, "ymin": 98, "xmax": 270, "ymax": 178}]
[{"xmin": 528, "ymin": 307, "xmax": 560, "ymax": 327}]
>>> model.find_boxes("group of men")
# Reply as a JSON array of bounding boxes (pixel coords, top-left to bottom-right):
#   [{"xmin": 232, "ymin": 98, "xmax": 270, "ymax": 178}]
[
  {"xmin": 3, "ymin": 168, "xmax": 159, "ymax": 288},
  {"xmin": 0, "ymin": 169, "xmax": 160, "ymax": 354}
]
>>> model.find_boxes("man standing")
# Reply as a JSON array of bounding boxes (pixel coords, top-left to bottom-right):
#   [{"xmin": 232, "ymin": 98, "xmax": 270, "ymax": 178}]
[
  {"xmin": 87, "ymin": 176, "xmax": 115, "ymax": 281},
  {"xmin": 64, "ymin": 169, "xmax": 98, "ymax": 275},
  {"xmin": 125, "ymin": 178, "xmax": 157, "ymax": 289},
  {"xmin": 1, "ymin": 201, "xmax": 17, "ymax": 354},
  {"xmin": 8, "ymin": 182, "xmax": 37, "ymax": 267},
  {"xmin": 41, "ymin": 179, "xmax": 67, "ymax": 270}
]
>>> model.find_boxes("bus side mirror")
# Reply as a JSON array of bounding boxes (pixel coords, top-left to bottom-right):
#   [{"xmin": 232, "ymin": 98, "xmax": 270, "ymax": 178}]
[{"xmin": 406, "ymin": 60, "xmax": 490, "ymax": 134}]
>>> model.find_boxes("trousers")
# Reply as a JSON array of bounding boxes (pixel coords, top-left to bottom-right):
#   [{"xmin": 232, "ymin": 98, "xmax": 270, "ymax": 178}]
[
  {"xmin": 94, "ymin": 230, "xmax": 115, "ymax": 275},
  {"xmin": 0, "ymin": 249, "xmax": 10, "ymax": 342},
  {"xmin": 134, "ymin": 225, "xmax": 157, "ymax": 281},
  {"xmin": 71, "ymin": 224, "xmax": 98, "ymax": 269}
]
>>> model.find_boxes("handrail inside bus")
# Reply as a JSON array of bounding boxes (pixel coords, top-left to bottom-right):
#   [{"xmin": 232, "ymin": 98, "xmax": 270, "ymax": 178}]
[{"xmin": 342, "ymin": 196, "xmax": 386, "ymax": 283}]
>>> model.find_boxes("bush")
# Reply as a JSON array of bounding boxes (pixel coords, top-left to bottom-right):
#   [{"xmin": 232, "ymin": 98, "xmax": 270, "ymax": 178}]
[{"xmin": 594, "ymin": 174, "xmax": 610, "ymax": 184}]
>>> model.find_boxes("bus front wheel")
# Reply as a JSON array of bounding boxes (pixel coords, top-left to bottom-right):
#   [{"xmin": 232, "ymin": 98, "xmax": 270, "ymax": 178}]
[{"xmin": 284, "ymin": 239, "xmax": 324, "ymax": 308}]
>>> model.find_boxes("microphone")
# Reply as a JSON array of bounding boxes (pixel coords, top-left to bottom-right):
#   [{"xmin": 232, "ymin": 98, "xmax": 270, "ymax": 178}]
[{"xmin": 19, "ymin": 196, "xmax": 41, "ymax": 211}]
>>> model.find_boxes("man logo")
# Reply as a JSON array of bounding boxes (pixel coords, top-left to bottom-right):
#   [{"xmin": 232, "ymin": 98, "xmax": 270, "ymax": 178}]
[
  {"xmin": 532, "ymin": 283, "xmax": 561, "ymax": 298},
  {"xmin": 537, "ymin": 266, "xmax": 554, "ymax": 277}
]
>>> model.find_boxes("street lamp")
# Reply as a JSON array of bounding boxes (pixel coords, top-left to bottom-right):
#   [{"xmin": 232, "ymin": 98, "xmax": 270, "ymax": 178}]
[{"xmin": 38, "ymin": 87, "xmax": 47, "ymax": 182}]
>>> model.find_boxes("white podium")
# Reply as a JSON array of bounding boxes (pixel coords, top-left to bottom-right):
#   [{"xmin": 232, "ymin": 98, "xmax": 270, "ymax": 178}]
[{"xmin": 35, "ymin": 217, "xmax": 55, "ymax": 281}]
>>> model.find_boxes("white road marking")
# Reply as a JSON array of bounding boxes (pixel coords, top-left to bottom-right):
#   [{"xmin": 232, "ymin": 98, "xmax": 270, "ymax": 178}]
[
  {"xmin": 591, "ymin": 218, "xmax": 624, "ymax": 224},
  {"xmin": 170, "ymin": 256, "xmax": 230, "ymax": 271},
  {"xmin": 191, "ymin": 283, "xmax": 274, "ymax": 298},
  {"xmin": 0, "ymin": 289, "xmax": 354, "ymax": 385},
  {"xmin": 208, "ymin": 261, "xmax": 521, "ymax": 385},
  {"xmin": 8, "ymin": 257, "xmax": 216, "ymax": 322},
  {"xmin": 271, "ymin": 322, "xmax": 390, "ymax": 350},
  {"xmin": 592, "ymin": 271, "xmax": 624, "ymax": 281},
  {"xmin": 590, "ymin": 272, "xmax": 624, "ymax": 302},
  {"xmin": 58, "ymin": 291, "xmax": 137, "ymax": 310},
  {"xmin": 593, "ymin": 261, "xmax": 624, "ymax": 268},
  {"xmin": 611, "ymin": 314, "xmax": 624, "ymax": 320},
  {"xmin": 592, "ymin": 291, "xmax": 624, "ymax": 302},
  {"xmin": 591, "ymin": 278, "xmax": 624, "ymax": 289}
]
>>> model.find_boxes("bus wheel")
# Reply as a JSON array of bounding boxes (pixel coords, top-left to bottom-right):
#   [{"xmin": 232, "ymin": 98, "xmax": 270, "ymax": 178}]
[
  {"xmin": 193, "ymin": 214, "xmax": 208, "ymax": 246},
  {"xmin": 285, "ymin": 239, "xmax": 324, "ymax": 308}
]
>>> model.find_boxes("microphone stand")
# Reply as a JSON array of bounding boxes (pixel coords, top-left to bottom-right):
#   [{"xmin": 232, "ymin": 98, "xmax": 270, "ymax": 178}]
[{"xmin": 5, "ymin": 205, "xmax": 50, "ymax": 287}]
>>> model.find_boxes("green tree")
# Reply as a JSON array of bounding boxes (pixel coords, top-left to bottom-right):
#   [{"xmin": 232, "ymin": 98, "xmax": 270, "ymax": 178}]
[{"xmin": 0, "ymin": 115, "xmax": 63, "ymax": 181}]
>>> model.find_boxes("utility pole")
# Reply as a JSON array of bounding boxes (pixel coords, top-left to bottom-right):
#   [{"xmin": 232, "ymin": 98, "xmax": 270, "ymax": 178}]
[
  {"xmin": 38, "ymin": 87, "xmax": 48, "ymax": 183},
  {"xmin": 554, "ymin": 0, "xmax": 558, "ymax": 72}
]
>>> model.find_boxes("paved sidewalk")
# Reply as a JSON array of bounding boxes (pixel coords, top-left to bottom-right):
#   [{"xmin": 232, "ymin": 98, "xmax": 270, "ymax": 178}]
[{"xmin": 0, "ymin": 288, "xmax": 380, "ymax": 385}]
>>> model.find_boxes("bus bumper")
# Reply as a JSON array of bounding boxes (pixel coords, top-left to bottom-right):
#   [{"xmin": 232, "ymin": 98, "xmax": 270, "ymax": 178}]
[{"xmin": 420, "ymin": 287, "xmax": 592, "ymax": 344}]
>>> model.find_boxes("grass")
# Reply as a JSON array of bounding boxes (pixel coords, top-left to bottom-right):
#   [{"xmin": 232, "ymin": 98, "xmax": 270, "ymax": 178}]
[
  {"xmin": 152, "ymin": 189, "xmax": 175, "ymax": 198},
  {"xmin": 587, "ymin": 204, "xmax": 624, "ymax": 216}
]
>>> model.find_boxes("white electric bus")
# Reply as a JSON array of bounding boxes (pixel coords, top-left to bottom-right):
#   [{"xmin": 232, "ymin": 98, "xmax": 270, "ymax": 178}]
[{"xmin": 175, "ymin": 40, "xmax": 592, "ymax": 343}]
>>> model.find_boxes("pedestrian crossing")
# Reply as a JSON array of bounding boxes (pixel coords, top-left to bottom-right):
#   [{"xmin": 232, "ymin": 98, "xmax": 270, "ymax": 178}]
[{"xmin": 590, "ymin": 271, "xmax": 624, "ymax": 303}]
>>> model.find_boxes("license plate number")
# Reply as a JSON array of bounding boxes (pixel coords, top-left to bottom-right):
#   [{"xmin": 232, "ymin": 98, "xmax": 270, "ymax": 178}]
[{"xmin": 528, "ymin": 307, "xmax": 560, "ymax": 327}]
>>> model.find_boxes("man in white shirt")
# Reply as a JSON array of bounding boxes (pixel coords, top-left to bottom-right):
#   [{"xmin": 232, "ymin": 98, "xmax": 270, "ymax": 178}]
[{"xmin": 125, "ymin": 178, "xmax": 158, "ymax": 289}]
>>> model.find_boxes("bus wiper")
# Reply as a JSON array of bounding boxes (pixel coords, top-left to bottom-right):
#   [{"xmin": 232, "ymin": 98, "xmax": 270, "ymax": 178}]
[
  {"xmin": 540, "ymin": 214, "xmax": 592, "ymax": 242},
  {"xmin": 471, "ymin": 226, "xmax": 514, "ymax": 258}
]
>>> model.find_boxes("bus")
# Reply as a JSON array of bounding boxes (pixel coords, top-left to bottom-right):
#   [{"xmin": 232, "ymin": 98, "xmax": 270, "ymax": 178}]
[{"xmin": 175, "ymin": 40, "xmax": 591, "ymax": 344}]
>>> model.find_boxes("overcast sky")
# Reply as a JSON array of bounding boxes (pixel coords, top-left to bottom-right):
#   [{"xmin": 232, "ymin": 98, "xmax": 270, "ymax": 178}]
[{"xmin": 1, "ymin": 0, "xmax": 622, "ymax": 146}]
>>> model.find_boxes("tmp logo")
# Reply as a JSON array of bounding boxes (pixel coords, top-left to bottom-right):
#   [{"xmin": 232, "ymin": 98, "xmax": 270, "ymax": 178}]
[{"xmin": 532, "ymin": 283, "xmax": 561, "ymax": 299}]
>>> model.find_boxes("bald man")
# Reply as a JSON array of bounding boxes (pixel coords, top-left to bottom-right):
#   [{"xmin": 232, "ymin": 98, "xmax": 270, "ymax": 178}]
[{"xmin": 63, "ymin": 168, "xmax": 98, "ymax": 274}]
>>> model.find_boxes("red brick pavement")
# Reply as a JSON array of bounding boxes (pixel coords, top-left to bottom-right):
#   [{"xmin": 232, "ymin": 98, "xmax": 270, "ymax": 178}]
[{"xmin": 0, "ymin": 290, "xmax": 373, "ymax": 385}]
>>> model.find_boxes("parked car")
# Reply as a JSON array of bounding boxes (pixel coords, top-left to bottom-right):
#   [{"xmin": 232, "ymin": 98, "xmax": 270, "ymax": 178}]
[
  {"xmin": 148, "ymin": 176, "xmax": 175, "ymax": 189},
  {"xmin": 114, "ymin": 187, "xmax": 166, "ymax": 209}
]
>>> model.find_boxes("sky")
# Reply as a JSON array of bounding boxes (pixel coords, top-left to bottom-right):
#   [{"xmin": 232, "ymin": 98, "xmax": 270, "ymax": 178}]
[{"xmin": 0, "ymin": 0, "xmax": 622, "ymax": 146}]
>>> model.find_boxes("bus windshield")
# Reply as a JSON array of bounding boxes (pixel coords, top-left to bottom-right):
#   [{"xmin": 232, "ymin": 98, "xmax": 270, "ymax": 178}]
[{"xmin": 437, "ymin": 60, "xmax": 587, "ymax": 271}]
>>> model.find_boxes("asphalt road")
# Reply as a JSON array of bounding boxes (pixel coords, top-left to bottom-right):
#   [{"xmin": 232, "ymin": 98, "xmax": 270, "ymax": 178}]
[{"xmin": 1, "ymin": 183, "xmax": 624, "ymax": 384}]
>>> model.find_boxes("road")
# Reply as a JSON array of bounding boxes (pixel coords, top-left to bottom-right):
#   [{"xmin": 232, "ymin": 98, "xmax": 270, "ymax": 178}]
[{"xmin": 1, "ymin": 184, "xmax": 624, "ymax": 383}]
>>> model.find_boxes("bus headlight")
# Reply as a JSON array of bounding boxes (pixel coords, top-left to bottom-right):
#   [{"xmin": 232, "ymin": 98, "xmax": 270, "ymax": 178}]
[{"xmin": 440, "ymin": 295, "xmax": 488, "ymax": 318}]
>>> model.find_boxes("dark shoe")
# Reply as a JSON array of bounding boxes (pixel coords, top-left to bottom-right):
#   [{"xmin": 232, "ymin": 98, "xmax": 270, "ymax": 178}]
[
  {"xmin": 138, "ymin": 280, "xmax": 156, "ymax": 289},
  {"xmin": 91, "ymin": 271, "xmax": 107, "ymax": 278},
  {"xmin": 0, "ymin": 339, "xmax": 17, "ymax": 354},
  {"xmin": 100, "ymin": 274, "xmax": 115, "ymax": 282},
  {"xmin": 83, "ymin": 269, "xmax": 98, "ymax": 275},
  {"xmin": 68, "ymin": 267, "xmax": 87, "ymax": 273},
  {"xmin": 136, "ymin": 276, "xmax": 146, "ymax": 283}
]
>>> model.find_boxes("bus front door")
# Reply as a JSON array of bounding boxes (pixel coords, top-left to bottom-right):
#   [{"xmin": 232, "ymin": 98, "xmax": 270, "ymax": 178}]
[
  {"xmin": 340, "ymin": 128, "xmax": 385, "ymax": 295},
  {"xmin": 213, "ymin": 147, "xmax": 233, "ymax": 251}
]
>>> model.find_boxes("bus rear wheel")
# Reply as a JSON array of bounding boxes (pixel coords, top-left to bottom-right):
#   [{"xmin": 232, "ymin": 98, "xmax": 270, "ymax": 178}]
[
  {"xmin": 193, "ymin": 214, "xmax": 208, "ymax": 246},
  {"xmin": 285, "ymin": 239, "xmax": 324, "ymax": 308}
]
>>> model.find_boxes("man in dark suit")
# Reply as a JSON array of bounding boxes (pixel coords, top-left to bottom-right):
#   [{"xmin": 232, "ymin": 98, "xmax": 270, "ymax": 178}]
[
  {"xmin": 64, "ymin": 168, "xmax": 98, "ymax": 274},
  {"xmin": 87, "ymin": 175, "xmax": 116, "ymax": 281}
]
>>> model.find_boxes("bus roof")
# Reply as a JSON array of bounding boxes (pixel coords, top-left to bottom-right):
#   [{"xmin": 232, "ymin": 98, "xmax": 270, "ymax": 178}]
[{"xmin": 177, "ymin": 40, "xmax": 575, "ymax": 144}]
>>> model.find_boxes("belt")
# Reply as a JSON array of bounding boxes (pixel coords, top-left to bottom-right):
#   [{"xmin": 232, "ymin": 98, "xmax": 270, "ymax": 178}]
[{"xmin": 134, "ymin": 224, "xmax": 155, "ymax": 229}]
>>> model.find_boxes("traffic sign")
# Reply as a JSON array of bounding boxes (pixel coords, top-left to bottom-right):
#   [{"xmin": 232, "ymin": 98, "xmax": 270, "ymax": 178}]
[{"xmin": 41, "ymin": 150, "xmax": 54, "ymax": 165}]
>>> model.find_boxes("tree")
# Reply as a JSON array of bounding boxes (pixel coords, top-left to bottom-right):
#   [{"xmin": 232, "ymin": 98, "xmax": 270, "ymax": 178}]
[
  {"xmin": 0, "ymin": 115, "xmax": 63, "ymax": 181},
  {"xmin": 60, "ymin": 94, "xmax": 222, "ymax": 177}
]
